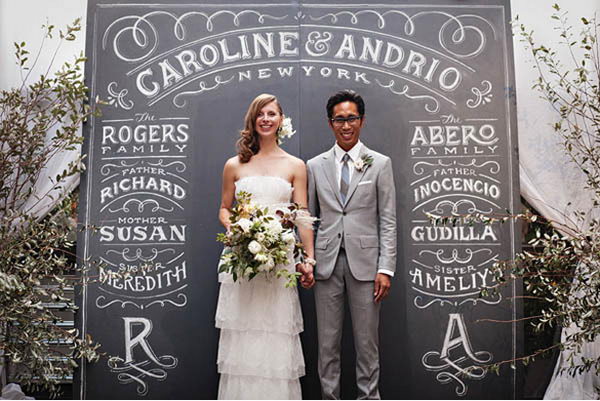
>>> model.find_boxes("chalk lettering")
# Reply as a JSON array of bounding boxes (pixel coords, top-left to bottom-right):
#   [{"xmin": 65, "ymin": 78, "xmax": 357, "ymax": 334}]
[
  {"xmin": 99, "ymin": 225, "xmax": 186, "ymax": 242},
  {"xmin": 411, "ymin": 225, "xmax": 497, "ymax": 242},
  {"xmin": 413, "ymin": 178, "xmax": 501, "ymax": 202},
  {"xmin": 100, "ymin": 177, "xmax": 186, "ymax": 203}
]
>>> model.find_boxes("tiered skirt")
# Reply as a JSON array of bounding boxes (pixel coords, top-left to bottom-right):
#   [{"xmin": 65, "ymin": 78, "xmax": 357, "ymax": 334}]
[{"xmin": 215, "ymin": 271, "xmax": 305, "ymax": 399}]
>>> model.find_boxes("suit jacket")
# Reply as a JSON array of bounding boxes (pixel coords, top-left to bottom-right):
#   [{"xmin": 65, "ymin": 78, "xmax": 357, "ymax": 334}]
[{"xmin": 307, "ymin": 143, "xmax": 397, "ymax": 281}]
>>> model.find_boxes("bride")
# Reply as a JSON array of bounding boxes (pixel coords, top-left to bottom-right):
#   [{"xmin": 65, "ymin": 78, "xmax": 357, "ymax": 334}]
[{"xmin": 215, "ymin": 93, "xmax": 315, "ymax": 399}]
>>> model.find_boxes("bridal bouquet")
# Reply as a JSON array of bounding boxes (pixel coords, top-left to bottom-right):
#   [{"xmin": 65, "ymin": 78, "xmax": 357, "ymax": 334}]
[{"xmin": 216, "ymin": 191, "xmax": 316, "ymax": 287}]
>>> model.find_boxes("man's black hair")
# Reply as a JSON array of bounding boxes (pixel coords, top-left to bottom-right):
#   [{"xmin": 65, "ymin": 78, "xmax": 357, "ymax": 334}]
[{"xmin": 326, "ymin": 89, "xmax": 365, "ymax": 119}]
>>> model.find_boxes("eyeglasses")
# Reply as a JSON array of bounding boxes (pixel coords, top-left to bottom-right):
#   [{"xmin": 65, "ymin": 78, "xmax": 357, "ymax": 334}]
[{"xmin": 330, "ymin": 115, "xmax": 362, "ymax": 127}]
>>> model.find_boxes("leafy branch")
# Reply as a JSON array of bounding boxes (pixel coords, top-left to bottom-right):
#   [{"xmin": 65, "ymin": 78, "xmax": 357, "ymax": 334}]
[{"xmin": 0, "ymin": 20, "xmax": 103, "ymax": 397}]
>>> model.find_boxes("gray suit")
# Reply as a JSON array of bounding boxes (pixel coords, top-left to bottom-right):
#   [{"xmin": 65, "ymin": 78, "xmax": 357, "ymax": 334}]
[{"xmin": 307, "ymin": 143, "xmax": 397, "ymax": 399}]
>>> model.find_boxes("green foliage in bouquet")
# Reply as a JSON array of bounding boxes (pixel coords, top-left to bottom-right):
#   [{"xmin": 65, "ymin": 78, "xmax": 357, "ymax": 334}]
[
  {"xmin": 217, "ymin": 191, "xmax": 306, "ymax": 288},
  {"xmin": 0, "ymin": 20, "xmax": 101, "ymax": 397}
]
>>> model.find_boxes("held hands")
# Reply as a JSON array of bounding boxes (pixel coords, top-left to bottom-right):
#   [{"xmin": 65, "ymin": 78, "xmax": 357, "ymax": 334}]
[
  {"xmin": 374, "ymin": 273, "xmax": 391, "ymax": 303},
  {"xmin": 296, "ymin": 263, "xmax": 315, "ymax": 289}
]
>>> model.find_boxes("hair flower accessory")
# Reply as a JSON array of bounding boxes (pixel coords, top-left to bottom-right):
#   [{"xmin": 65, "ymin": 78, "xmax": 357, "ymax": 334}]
[
  {"xmin": 277, "ymin": 117, "xmax": 295, "ymax": 144},
  {"xmin": 354, "ymin": 154, "xmax": 374, "ymax": 172}
]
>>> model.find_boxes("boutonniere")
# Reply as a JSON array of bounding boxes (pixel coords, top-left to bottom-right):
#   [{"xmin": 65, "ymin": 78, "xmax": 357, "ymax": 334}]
[{"xmin": 354, "ymin": 154, "xmax": 373, "ymax": 172}]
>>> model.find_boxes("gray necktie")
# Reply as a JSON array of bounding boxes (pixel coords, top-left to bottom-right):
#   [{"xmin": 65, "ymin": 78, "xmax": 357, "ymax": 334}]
[{"xmin": 340, "ymin": 153, "xmax": 350, "ymax": 203}]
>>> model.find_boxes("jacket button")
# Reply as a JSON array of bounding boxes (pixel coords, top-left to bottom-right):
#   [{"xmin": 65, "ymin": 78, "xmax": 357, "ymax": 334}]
[
  {"xmin": 337, "ymin": 233, "xmax": 341, "ymax": 238},
  {"xmin": 342, "ymin": 211, "xmax": 347, "ymax": 216}
]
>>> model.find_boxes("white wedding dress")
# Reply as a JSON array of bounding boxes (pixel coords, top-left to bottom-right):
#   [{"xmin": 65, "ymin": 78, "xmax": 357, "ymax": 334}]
[{"xmin": 215, "ymin": 176, "xmax": 305, "ymax": 400}]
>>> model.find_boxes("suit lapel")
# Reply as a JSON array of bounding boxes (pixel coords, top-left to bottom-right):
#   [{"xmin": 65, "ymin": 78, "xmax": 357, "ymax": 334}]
[
  {"xmin": 344, "ymin": 145, "xmax": 369, "ymax": 205},
  {"xmin": 321, "ymin": 147, "xmax": 344, "ymax": 206}
]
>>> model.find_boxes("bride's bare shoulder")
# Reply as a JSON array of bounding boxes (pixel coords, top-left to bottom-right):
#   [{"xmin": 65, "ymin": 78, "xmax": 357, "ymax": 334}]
[
  {"xmin": 281, "ymin": 152, "xmax": 305, "ymax": 168},
  {"xmin": 224, "ymin": 155, "xmax": 242, "ymax": 169},
  {"xmin": 281, "ymin": 154, "xmax": 306, "ymax": 180},
  {"xmin": 223, "ymin": 156, "xmax": 243, "ymax": 181}
]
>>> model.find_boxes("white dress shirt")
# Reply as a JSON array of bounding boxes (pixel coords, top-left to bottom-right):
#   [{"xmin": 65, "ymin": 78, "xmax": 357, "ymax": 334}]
[
  {"xmin": 333, "ymin": 141, "xmax": 394, "ymax": 278},
  {"xmin": 334, "ymin": 141, "xmax": 362, "ymax": 189}
]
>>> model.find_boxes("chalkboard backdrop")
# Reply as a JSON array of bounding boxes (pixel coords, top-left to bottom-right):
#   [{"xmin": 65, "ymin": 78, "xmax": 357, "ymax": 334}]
[{"xmin": 75, "ymin": 0, "xmax": 522, "ymax": 398}]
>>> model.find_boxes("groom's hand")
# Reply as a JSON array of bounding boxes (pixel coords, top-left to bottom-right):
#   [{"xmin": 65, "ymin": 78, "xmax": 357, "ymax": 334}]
[
  {"xmin": 296, "ymin": 263, "xmax": 315, "ymax": 289},
  {"xmin": 302, "ymin": 264, "xmax": 315, "ymax": 289},
  {"xmin": 297, "ymin": 263, "xmax": 315, "ymax": 289},
  {"xmin": 374, "ymin": 273, "xmax": 391, "ymax": 303}
]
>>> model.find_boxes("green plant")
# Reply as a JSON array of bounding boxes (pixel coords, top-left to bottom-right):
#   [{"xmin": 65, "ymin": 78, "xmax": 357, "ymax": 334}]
[
  {"xmin": 0, "ymin": 19, "xmax": 101, "ymax": 397},
  {"xmin": 431, "ymin": 4, "xmax": 600, "ymax": 385},
  {"xmin": 510, "ymin": 4, "xmax": 600, "ymax": 378}
]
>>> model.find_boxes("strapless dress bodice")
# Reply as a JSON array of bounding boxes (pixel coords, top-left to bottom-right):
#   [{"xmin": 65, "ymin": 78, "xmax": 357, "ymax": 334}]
[{"xmin": 235, "ymin": 176, "xmax": 293, "ymax": 207}]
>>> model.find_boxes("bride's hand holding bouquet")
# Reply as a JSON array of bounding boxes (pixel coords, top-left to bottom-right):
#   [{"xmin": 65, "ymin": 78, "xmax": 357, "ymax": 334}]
[{"xmin": 217, "ymin": 191, "xmax": 316, "ymax": 287}]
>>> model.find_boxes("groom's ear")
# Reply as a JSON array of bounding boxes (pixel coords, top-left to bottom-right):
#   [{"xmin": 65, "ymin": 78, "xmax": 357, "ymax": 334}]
[{"xmin": 360, "ymin": 115, "xmax": 366, "ymax": 128}]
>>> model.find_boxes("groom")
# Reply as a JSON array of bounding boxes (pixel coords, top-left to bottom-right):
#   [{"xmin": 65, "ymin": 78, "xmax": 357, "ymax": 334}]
[{"xmin": 306, "ymin": 90, "xmax": 397, "ymax": 399}]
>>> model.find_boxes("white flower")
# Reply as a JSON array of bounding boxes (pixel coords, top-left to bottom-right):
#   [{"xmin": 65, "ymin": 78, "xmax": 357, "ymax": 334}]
[
  {"xmin": 266, "ymin": 258, "xmax": 275, "ymax": 269},
  {"xmin": 354, "ymin": 154, "xmax": 374, "ymax": 172},
  {"xmin": 236, "ymin": 218, "xmax": 252, "ymax": 233},
  {"xmin": 265, "ymin": 219, "xmax": 283, "ymax": 236},
  {"xmin": 259, "ymin": 257, "xmax": 275, "ymax": 272},
  {"xmin": 282, "ymin": 230, "xmax": 296, "ymax": 245},
  {"xmin": 256, "ymin": 232, "xmax": 266, "ymax": 242},
  {"xmin": 254, "ymin": 253, "xmax": 268, "ymax": 263},
  {"xmin": 244, "ymin": 267, "xmax": 254, "ymax": 276},
  {"xmin": 277, "ymin": 117, "xmax": 296, "ymax": 143},
  {"xmin": 248, "ymin": 240, "xmax": 262, "ymax": 254},
  {"xmin": 246, "ymin": 201, "xmax": 257, "ymax": 212}
]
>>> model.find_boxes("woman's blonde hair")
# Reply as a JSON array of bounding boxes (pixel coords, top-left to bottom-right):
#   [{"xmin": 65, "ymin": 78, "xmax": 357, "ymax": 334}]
[{"xmin": 236, "ymin": 93, "xmax": 282, "ymax": 163}]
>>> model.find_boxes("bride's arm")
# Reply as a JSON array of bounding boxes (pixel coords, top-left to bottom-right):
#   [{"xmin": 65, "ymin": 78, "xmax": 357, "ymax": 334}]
[
  {"xmin": 292, "ymin": 162, "xmax": 314, "ymax": 258},
  {"xmin": 219, "ymin": 157, "xmax": 237, "ymax": 230},
  {"xmin": 291, "ymin": 160, "xmax": 315, "ymax": 286}
]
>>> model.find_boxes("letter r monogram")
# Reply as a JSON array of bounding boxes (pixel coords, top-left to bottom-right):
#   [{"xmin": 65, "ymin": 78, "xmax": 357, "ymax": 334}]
[{"xmin": 123, "ymin": 317, "xmax": 161, "ymax": 365}]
